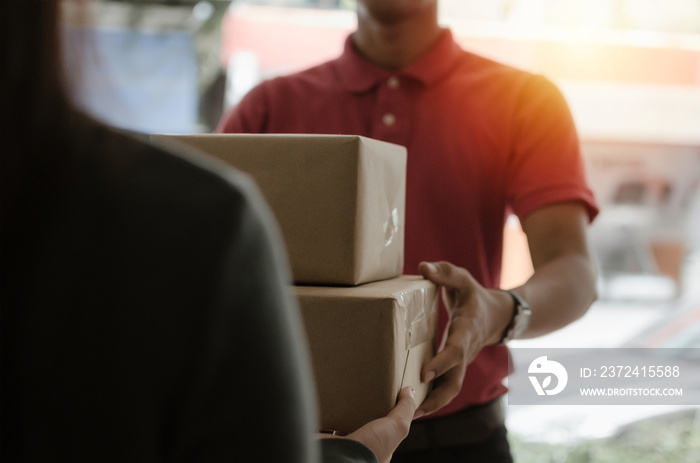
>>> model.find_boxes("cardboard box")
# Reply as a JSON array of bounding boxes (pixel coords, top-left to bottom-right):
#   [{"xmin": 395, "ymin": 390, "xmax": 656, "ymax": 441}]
[
  {"xmin": 151, "ymin": 134, "xmax": 407, "ymax": 286},
  {"xmin": 294, "ymin": 276, "xmax": 438, "ymax": 434}
]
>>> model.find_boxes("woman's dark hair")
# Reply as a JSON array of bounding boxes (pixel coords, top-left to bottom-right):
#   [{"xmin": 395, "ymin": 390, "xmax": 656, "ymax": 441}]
[
  {"xmin": 2, "ymin": 0, "xmax": 72, "ymax": 195},
  {"xmin": 0, "ymin": 0, "xmax": 106, "ymax": 309},
  {"xmin": 1, "ymin": 0, "xmax": 112, "ymax": 202},
  {"xmin": 1, "ymin": 0, "xmax": 70, "ymax": 142}
]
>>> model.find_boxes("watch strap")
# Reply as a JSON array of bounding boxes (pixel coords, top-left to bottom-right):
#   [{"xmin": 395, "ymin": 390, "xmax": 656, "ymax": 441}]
[{"xmin": 498, "ymin": 289, "xmax": 531, "ymax": 344}]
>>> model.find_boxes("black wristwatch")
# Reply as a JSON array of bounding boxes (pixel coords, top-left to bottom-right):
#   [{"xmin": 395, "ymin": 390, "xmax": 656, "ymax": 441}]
[{"xmin": 498, "ymin": 289, "xmax": 532, "ymax": 344}]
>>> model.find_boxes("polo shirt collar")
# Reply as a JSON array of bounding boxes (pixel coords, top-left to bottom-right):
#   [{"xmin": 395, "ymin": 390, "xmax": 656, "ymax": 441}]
[{"xmin": 337, "ymin": 28, "xmax": 460, "ymax": 93}]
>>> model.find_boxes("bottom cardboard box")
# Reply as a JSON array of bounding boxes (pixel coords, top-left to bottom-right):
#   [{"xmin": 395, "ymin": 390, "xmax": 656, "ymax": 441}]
[{"xmin": 294, "ymin": 276, "xmax": 438, "ymax": 434}]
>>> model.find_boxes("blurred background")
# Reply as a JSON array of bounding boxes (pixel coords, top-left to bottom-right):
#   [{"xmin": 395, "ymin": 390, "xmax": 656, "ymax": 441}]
[{"xmin": 62, "ymin": 1, "xmax": 700, "ymax": 461}]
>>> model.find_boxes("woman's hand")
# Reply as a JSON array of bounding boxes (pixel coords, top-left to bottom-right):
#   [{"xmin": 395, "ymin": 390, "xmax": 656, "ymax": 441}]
[
  {"xmin": 347, "ymin": 386, "xmax": 416, "ymax": 463},
  {"xmin": 321, "ymin": 386, "xmax": 416, "ymax": 463}
]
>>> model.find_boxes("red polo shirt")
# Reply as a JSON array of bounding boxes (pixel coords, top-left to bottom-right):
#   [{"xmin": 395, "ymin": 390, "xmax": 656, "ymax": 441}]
[{"xmin": 218, "ymin": 29, "xmax": 598, "ymax": 417}]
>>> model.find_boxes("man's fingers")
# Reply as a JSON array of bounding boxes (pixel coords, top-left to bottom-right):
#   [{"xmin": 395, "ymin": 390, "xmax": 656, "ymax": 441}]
[
  {"xmin": 414, "ymin": 261, "xmax": 480, "ymax": 418},
  {"xmin": 414, "ymin": 367, "xmax": 465, "ymax": 418},
  {"xmin": 414, "ymin": 344, "xmax": 468, "ymax": 418},
  {"xmin": 418, "ymin": 260, "xmax": 451, "ymax": 284},
  {"xmin": 418, "ymin": 261, "xmax": 470, "ymax": 286},
  {"xmin": 420, "ymin": 343, "xmax": 462, "ymax": 383}
]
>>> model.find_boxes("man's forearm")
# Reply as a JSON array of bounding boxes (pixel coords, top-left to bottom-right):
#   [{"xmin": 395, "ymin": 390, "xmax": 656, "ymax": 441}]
[{"xmin": 514, "ymin": 251, "xmax": 597, "ymax": 339}]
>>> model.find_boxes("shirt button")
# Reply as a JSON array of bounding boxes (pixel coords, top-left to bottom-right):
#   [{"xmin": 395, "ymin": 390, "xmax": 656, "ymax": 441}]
[
  {"xmin": 382, "ymin": 113, "xmax": 396, "ymax": 126},
  {"xmin": 387, "ymin": 76, "xmax": 400, "ymax": 89}
]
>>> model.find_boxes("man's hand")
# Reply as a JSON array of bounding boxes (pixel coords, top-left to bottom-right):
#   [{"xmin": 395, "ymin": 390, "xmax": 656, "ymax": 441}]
[
  {"xmin": 413, "ymin": 261, "xmax": 513, "ymax": 418},
  {"xmin": 413, "ymin": 203, "xmax": 597, "ymax": 418}
]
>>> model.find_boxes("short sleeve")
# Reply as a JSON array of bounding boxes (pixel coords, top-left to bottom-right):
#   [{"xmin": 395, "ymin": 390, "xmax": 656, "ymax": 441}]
[{"xmin": 507, "ymin": 75, "xmax": 598, "ymax": 222}]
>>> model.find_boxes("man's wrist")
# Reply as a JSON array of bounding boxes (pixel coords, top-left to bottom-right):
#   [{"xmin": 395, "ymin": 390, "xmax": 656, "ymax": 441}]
[
  {"xmin": 487, "ymin": 289, "xmax": 518, "ymax": 345},
  {"xmin": 497, "ymin": 289, "xmax": 532, "ymax": 344}
]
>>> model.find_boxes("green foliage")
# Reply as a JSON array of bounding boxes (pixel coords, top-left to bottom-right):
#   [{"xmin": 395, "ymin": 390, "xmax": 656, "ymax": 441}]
[{"xmin": 509, "ymin": 410, "xmax": 700, "ymax": 463}]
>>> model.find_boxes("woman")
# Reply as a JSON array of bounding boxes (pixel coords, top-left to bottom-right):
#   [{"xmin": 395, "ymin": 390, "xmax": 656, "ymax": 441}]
[{"xmin": 0, "ymin": 1, "xmax": 413, "ymax": 461}]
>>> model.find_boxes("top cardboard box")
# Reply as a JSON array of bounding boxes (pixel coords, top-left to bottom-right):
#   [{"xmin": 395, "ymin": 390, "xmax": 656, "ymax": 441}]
[{"xmin": 152, "ymin": 134, "xmax": 407, "ymax": 286}]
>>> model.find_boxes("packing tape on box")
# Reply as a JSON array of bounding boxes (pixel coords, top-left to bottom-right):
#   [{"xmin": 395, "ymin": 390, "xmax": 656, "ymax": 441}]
[
  {"xmin": 398, "ymin": 285, "xmax": 439, "ymax": 351},
  {"xmin": 383, "ymin": 207, "xmax": 400, "ymax": 247}
]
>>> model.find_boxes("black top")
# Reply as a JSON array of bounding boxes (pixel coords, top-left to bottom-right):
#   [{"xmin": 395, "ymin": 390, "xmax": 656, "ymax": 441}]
[{"xmin": 1, "ymin": 129, "xmax": 375, "ymax": 462}]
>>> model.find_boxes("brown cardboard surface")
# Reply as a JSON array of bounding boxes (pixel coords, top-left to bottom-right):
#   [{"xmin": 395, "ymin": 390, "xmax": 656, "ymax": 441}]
[
  {"xmin": 294, "ymin": 276, "xmax": 438, "ymax": 434},
  {"xmin": 151, "ymin": 133, "xmax": 407, "ymax": 286}
]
